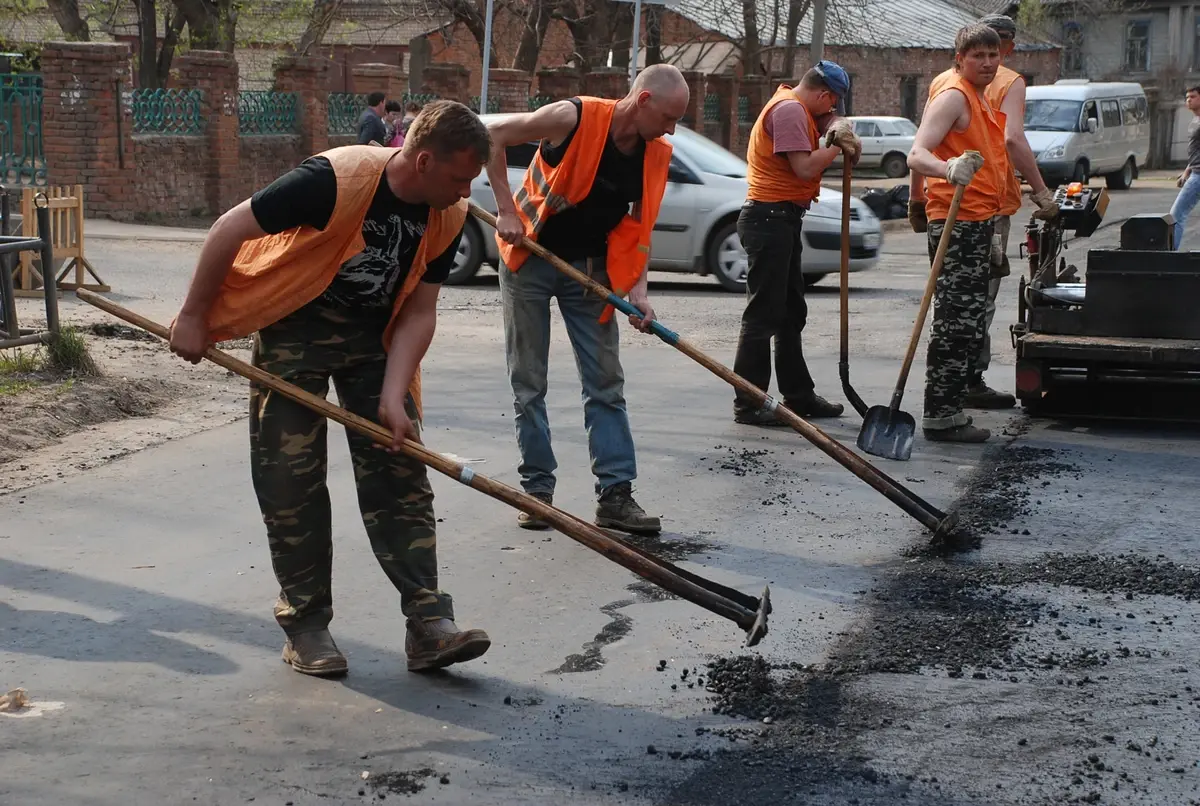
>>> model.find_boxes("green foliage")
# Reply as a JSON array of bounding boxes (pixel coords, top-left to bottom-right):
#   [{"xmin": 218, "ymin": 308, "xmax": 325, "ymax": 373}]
[
  {"xmin": 0, "ymin": 346, "xmax": 43, "ymax": 375},
  {"xmin": 45, "ymin": 325, "xmax": 99, "ymax": 377}
]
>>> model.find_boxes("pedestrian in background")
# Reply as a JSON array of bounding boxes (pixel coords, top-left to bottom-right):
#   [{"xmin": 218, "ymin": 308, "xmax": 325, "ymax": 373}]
[
  {"xmin": 1170, "ymin": 85, "xmax": 1200, "ymax": 250},
  {"xmin": 357, "ymin": 91, "xmax": 388, "ymax": 145}
]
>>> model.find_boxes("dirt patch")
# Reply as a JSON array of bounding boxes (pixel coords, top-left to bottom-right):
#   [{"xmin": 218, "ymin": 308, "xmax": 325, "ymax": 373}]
[
  {"xmin": 368, "ymin": 768, "xmax": 437, "ymax": 796},
  {"xmin": 0, "ymin": 375, "xmax": 182, "ymax": 464}
]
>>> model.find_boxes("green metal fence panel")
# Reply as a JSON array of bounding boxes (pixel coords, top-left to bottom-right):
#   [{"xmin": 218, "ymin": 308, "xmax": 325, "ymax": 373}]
[
  {"xmin": 238, "ymin": 91, "xmax": 300, "ymax": 135},
  {"xmin": 528, "ymin": 94, "xmax": 552, "ymax": 111},
  {"xmin": 469, "ymin": 95, "xmax": 500, "ymax": 114},
  {"xmin": 328, "ymin": 92, "xmax": 364, "ymax": 135},
  {"xmin": 403, "ymin": 92, "xmax": 439, "ymax": 107},
  {"xmin": 131, "ymin": 88, "xmax": 205, "ymax": 135},
  {"xmin": 703, "ymin": 93, "xmax": 720, "ymax": 123},
  {"xmin": 0, "ymin": 73, "xmax": 46, "ymax": 186},
  {"xmin": 737, "ymin": 95, "xmax": 750, "ymax": 124}
]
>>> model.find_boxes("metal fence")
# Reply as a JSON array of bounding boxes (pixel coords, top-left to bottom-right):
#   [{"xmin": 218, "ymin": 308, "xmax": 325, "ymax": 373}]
[
  {"xmin": 238, "ymin": 91, "xmax": 300, "ymax": 136},
  {"xmin": 0, "ymin": 74, "xmax": 46, "ymax": 186},
  {"xmin": 130, "ymin": 88, "xmax": 205, "ymax": 135},
  {"xmin": 470, "ymin": 96, "xmax": 500, "ymax": 114},
  {"xmin": 528, "ymin": 94, "xmax": 552, "ymax": 111},
  {"xmin": 703, "ymin": 94, "xmax": 720, "ymax": 123},
  {"xmin": 327, "ymin": 92, "xmax": 364, "ymax": 135}
]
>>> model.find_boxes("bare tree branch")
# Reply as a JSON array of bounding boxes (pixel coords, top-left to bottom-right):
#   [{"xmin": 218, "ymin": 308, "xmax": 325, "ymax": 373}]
[{"xmin": 297, "ymin": 0, "xmax": 344, "ymax": 55}]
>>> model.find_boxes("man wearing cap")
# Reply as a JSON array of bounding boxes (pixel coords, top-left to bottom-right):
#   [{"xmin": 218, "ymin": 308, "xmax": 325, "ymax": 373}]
[
  {"xmin": 732, "ymin": 61, "xmax": 860, "ymax": 426},
  {"xmin": 909, "ymin": 13, "xmax": 1058, "ymax": 410}
]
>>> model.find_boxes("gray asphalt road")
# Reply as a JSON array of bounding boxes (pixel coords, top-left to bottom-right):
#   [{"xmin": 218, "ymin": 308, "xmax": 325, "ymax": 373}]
[{"xmin": 3, "ymin": 183, "xmax": 1198, "ymax": 806}]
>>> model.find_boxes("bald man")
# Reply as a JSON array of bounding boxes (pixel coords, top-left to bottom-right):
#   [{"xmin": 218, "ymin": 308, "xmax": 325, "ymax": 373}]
[{"xmin": 486, "ymin": 65, "xmax": 690, "ymax": 534}]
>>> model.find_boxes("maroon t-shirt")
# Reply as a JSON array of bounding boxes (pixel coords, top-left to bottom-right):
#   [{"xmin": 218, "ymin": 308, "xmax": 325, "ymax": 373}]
[{"xmin": 764, "ymin": 100, "xmax": 815, "ymax": 154}]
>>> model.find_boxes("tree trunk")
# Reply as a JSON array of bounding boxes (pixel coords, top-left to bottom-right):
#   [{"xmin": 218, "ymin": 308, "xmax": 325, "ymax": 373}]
[
  {"xmin": 782, "ymin": 0, "xmax": 811, "ymax": 79},
  {"xmin": 741, "ymin": 0, "xmax": 760, "ymax": 76},
  {"xmin": 513, "ymin": 0, "xmax": 552, "ymax": 73},
  {"xmin": 645, "ymin": 4, "xmax": 662, "ymax": 66},
  {"xmin": 217, "ymin": 0, "xmax": 238, "ymax": 52},
  {"xmin": 176, "ymin": 0, "xmax": 220, "ymax": 50},
  {"xmin": 297, "ymin": 0, "xmax": 345, "ymax": 57},
  {"xmin": 136, "ymin": 0, "xmax": 158, "ymax": 88},
  {"xmin": 46, "ymin": 0, "xmax": 90, "ymax": 41},
  {"xmin": 155, "ymin": 7, "xmax": 187, "ymax": 86},
  {"xmin": 608, "ymin": 2, "xmax": 633, "ymax": 70}
]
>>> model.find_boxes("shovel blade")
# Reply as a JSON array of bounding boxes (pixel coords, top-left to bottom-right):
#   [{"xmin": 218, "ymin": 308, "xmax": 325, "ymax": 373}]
[{"xmin": 856, "ymin": 405, "xmax": 916, "ymax": 461}]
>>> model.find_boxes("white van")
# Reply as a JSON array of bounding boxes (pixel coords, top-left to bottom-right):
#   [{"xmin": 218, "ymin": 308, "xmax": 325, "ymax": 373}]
[{"xmin": 1024, "ymin": 80, "xmax": 1150, "ymax": 190}]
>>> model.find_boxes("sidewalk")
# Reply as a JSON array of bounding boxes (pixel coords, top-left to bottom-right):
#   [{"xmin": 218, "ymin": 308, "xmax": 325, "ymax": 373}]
[{"xmin": 86, "ymin": 219, "xmax": 208, "ymax": 243}]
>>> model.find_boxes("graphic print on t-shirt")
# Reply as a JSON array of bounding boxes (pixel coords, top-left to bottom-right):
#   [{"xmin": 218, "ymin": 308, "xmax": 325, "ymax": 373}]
[{"xmin": 321, "ymin": 209, "xmax": 428, "ymax": 307}]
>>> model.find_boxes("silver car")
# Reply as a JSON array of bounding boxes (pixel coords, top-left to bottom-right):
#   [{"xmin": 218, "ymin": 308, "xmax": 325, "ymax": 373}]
[{"xmin": 450, "ymin": 118, "xmax": 882, "ymax": 293}]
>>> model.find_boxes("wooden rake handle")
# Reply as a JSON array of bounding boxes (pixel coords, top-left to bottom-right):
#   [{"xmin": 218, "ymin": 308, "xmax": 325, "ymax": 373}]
[{"xmin": 74, "ymin": 290, "xmax": 768, "ymax": 644}]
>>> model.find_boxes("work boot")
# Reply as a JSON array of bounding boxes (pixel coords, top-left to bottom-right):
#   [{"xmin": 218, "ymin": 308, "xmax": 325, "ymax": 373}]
[
  {"xmin": 281, "ymin": 628, "xmax": 349, "ymax": 677},
  {"xmin": 734, "ymin": 407, "xmax": 786, "ymax": 427},
  {"xmin": 406, "ymin": 618, "xmax": 491, "ymax": 672},
  {"xmin": 517, "ymin": 491, "xmax": 553, "ymax": 530},
  {"xmin": 965, "ymin": 381, "xmax": 1016, "ymax": 410},
  {"xmin": 596, "ymin": 482, "xmax": 661, "ymax": 535},
  {"xmin": 923, "ymin": 424, "xmax": 991, "ymax": 443},
  {"xmin": 785, "ymin": 393, "xmax": 845, "ymax": 418}
]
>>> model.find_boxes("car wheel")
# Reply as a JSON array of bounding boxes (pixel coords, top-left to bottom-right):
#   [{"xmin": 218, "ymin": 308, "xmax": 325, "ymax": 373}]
[
  {"xmin": 1105, "ymin": 158, "xmax": 1135, "ymax": 191},
  {"xmin": 1071, "ymin": 160, "xmax": 1089, "ymax": 185},
  {"xmin": 881, "ymin": 153, "xmax": 908, "ymax": 179},
  {"xmin": 445, "ymin": 219, "xmax": 484, "ymax": 285},
  {"xmin": 803, "ymin": 273, "xmax": 827, "ymax": 288},
  {"xmin": 707, "ymin": 221, "xmax": 747, "ymax": 293}
]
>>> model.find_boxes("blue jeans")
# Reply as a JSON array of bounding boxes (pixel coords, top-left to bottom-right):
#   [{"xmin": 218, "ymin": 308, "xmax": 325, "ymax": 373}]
[
  {"xmin": 498, "ymin": 254, "xmax": 637, "ymax": 497},
  {"xmin": 1170, "ymin": 173, "xmax": 1200, "ymax": 250}
]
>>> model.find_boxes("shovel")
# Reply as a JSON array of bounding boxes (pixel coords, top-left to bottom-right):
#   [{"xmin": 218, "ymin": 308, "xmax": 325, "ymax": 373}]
[
  {"xmin": 837, "ymin": 156, "xmax": 867, "ymax": 418},
  {"xmin": 471, "ymin": 203, "xmax": 957, "ymax": 539},
  {"xmin": 857, "ymin": 178, "xmax": 969, "ymax": 462},
  {"xmin": 75, "ymin": 290, "xmax": 772, "ymax": 647}
]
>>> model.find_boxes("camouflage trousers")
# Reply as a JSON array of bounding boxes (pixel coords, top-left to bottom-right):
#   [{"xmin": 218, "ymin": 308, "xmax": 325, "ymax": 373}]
[
  {"xmin": 922, "ymin": 218, "xmax": 993, "ymax": 430},
  {"xmin": 249, "ymin": 300, "xmax": 453, "ymax": 635}
]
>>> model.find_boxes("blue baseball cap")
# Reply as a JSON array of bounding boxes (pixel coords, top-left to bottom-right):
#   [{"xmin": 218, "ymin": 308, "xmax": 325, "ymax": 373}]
[{"xmin": 813, "ymin": 59, "xmax": 850, "ymax": 99}]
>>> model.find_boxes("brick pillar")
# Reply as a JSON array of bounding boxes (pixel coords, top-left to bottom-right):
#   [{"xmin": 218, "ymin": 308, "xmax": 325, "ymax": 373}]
[
  {"xmin": 350, "ymin": 62, "xmax": 406, "ymax": 99},
  {"xmin": 583, "ymin": 67, "xmax": 629, "ymax": 99},
  {"xmin": 487, "ymin": 68, "xmax": 532, "ymax": 113},
  {"xmin": 41, "ymin": 41, "xmax": 133, "ymax": 218},
  {"xmin": 728, "ymin": 76, "xmax": 767, "ymax": 158},
  {"xmin": 177, "ymin": 50, "xmax": 240, "ymax": 216},
  {"xmin": 536, "ymin": 67, "xmax": 582, "ymax": 100},
  {"xmin": 706, "ymin": 73, "xmax": 736, "ymax": 151},
  {"xmin": 420, "ymin": 63, "xmax": 469, "ymax": 102},
  {"xmin": 679, "ymin": 70, "xmax": 705, "ymax": 129},
  {"xmin": 275, "ymin": 54, "xmax": 330, "ymax": 156}
]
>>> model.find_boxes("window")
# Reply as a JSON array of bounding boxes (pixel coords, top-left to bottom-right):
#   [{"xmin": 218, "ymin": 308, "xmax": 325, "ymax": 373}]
[
  {"xmin": 1120, "ymin": 96, "xmax": 1146, "ymax": 124},
  {"xmin": 1062, "ymin": 21, "xmax": 1084, "ymax": 75},
  {"xmin": 892, "ymin": 118, "xmax": 918, "ymax": 136},
  {"xmin": 1125, "ymin": 19, "xmax": 1150, "ymax": 71},
  {"xmin": 1021, "ymin": 73, "xmax": 1036, "ymax": 86},
  {"xmin": 1025, "ymin": 99, "xmax": 1084, "ymax": 132},
  {"xmin": 1100, "ymin": 99, "xmax": 1122, "ymax": 128},
  {"xmin": 1082, "ymin": 100, "xmax": 1099, "ymax": 130},
  {"xmin": 853, "ymin": 120, "xmax": 881, "ymax": 137},
  {"xmin": 900, "ymin": 76, "xmax": 918, "ymax": 122}
]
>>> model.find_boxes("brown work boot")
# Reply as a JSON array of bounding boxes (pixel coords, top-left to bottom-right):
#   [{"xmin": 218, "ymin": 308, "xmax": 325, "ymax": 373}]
[
  {"xmin": 785, "ymin": 393, "xmax": 845, "ymax": 418},
  {"xmin": 965, "ymin": 381, "xmax": 1016, "ymax": 410},
  {"xmin": 405, "ymin": 618, "xmax": 491, "ymax": 672},
  {"xmin": 734, "ymin": 407, "xmax": 786, "ymax": 427},
  {"xmin": 596, "ymin": 482, "xmax": 661, "ymax": 534},
  {"xmin": 923, "ymin": 424, "xmax": 991, "ymax": 443},
  {"xmin": 281, "ymin": 629, "xmax": 349, "ymax": 677},
  {"xmin": 517, "ymin": 491, "xmax": 553, "ymax": 530}
]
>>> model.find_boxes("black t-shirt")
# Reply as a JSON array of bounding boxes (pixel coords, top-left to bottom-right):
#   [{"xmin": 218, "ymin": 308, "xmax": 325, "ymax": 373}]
[
  {"xmin": 535, "ymin": 98, "xmax": 645, "ymax": 262},
  {"xmin": 250, "ymin": 156, "xmax": 461, "ymax": 308}
]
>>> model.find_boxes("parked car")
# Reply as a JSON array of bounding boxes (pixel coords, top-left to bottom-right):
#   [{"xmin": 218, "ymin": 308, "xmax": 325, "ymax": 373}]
[
  {"xmin": 830, "ymin": 116, "xmax": 916, "ymax": 178},
  {"xmin": 450, "ymin": 116, "xmax": 883, "ymax": 291},
  {"xmin": 1024, "ymin": 80, "xmax": 1149, "ymax": 190}
]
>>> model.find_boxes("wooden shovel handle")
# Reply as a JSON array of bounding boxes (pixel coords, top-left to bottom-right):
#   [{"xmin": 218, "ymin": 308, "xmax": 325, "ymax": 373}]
[{"xmin": 839, "ymin": 159, "xmax": 852, "ymax": 364}]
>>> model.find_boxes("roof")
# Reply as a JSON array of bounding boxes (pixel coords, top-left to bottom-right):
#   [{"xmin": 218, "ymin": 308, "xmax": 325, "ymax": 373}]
[{"xmin": 672, "ymin": 0, "xmax": 1058, "ymax": 50}]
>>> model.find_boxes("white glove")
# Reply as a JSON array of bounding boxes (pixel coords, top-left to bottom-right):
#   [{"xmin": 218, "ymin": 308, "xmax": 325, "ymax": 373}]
[
  {"xmin": 1029, "ymin": 187, "xmax": 1059, "ymax": 220},
  {"xmin": 945, "ymin": 152, "xmax": 985, "ymax": 186}
]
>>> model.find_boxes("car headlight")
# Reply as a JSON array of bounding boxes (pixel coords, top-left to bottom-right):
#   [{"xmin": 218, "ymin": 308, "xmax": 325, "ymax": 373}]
[{"xmin": 1040, "ymin": 144, "xmax": 1065, "ymax": 160}]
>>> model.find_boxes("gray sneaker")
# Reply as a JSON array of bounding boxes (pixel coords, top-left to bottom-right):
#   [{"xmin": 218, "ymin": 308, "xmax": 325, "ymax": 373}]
[{"xmin": 596, "ymin": 482, "xmax": 661, "ymax": 535}]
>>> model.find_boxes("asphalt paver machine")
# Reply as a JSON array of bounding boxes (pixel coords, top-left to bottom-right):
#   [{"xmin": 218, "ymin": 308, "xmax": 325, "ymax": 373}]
[{"xmin": 1011, "ymin": 183, "xmax": 1200, "ymax": 419}]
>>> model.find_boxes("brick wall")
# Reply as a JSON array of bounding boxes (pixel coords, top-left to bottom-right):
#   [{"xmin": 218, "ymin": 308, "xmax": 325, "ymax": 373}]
[
  {"xmin": 237, "ymin": 136, "xmax": 307, "ymax": 202},
  {"xmin": 132, "ymin": 137, "xmax": 208, "ymax": 218}
]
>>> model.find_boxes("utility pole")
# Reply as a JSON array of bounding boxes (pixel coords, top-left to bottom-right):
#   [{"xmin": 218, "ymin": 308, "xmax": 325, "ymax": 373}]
[{"xmin": 810, "ymin": 0, "xmax": 827, "ymax": 62}]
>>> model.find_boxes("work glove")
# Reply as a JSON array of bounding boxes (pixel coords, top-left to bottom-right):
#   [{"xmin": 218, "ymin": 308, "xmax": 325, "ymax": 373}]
[
  {"xmin": 824, "ymin": 120, "xmax": 861, "ymax": 164},
  {"xmin": 945, "ymin": 151, "xmax": 985, "ymax": 186},
  {"xmin": 908, "ymin": 200, "xmax": 928, "ymax": 233},
  {"xmin": 1030, "ymin": 187, "xmax": 1059, "ymax": 221}
]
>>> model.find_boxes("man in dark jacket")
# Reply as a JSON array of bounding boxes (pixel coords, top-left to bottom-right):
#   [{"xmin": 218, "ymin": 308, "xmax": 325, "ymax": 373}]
[{"xmin": 357, "ymin": 91, "xmax": 388, "ymax": 145}]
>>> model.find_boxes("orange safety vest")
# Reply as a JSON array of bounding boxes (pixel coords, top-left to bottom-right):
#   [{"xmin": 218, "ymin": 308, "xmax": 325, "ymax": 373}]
[
  {"xmin": 927, "ymin": 65, "xmax": 1022, "ymax": 216},
  {"xmin": 497, "ymin": 97, "xmax": 671, "ymax": 321},
  {"xmin": 924, "ymin": 73, "xmax": 1009, "ymax": 223},
  {"xmin": 205, "ymin": 145, "xmax": 467, "ymax": 418},
  {"xmin": 746, "ymin": 85, "xmax": 824, "ymax": 204}
]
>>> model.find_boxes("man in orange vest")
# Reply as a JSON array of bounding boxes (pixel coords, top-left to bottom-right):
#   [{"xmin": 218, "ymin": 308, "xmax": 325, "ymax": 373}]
[
  {"xmin": 909, "ymin": 14, "xmax": 1058, "ymax": 410},
  {"xmin": 167, "ymin": 101, "xmax": 493, "ymax": 678},
  {"xmin": 732, "ymin": 60, "xmax": 861, "ymax": 426},
  {"xmin": 484, "ymin": 64, "xmax": 689, "ymax": 535},
  {"xmin": 907, "ymin": 24, "xmax": 1012, "ymax": 443}
]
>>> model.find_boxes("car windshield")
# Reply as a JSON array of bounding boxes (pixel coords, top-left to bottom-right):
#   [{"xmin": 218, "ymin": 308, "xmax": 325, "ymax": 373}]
[
  {"xmin": 1025, "ymin": 99, "xmax": 1083, "ymax": 131},
  {"xmin": 891, "ymin": 118, "xmax": 917, "ymax": 135},
  {"xmin": 668, "ymin": 126, "xmax": 747, "ymax": 178}
]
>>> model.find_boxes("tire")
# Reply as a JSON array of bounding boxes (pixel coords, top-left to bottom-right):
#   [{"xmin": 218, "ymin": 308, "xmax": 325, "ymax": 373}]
[
  {"xmin": 707, "ymin": 220, "xmax": 748, "ymax": 293},
  {"xmin": 1105, "ymin": 158, "xmax": 1135, "ymax": 190},
  {"xmin": 1071, "ymin": 160, "xmax": 1089, "ymax": 185},
  {"xmin": 881, "ymin": 152, "xmax": 908, "ymax": 179},
  {"xmin": 445, "ymin": 219, "xmax": 484, "ymax": 285},
  {"xmin": 803, "ymin": 273, "xmax": 827, "ymax": 288}
]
